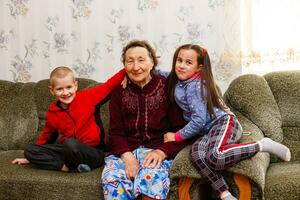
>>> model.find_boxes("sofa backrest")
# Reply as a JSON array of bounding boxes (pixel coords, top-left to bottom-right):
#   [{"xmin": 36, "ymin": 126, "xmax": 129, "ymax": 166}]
[
  {"xmin": 0, "ymin": 80, "xmax": 39, "ymax": 150},
  {"xmin": 0, "ymin": 78, "xmax": 99, "ymax": 150},
  {"xmin": 223, "ymin": 74, "xmax": 283, "ymax": 142},
  {"xmin": 264, "ymin": 71, "xmax": 300, "ymax": 161},
  {"xmin": 224, "ymin": 70, "xmax": 300, "ymax": 161},
  {"xmin": 0, "ymin": 80, "xmax": 10, "ymax": 150},
  {"xmin": 264, "ymin": 71, "xmax": 300, "ymax": 132}
]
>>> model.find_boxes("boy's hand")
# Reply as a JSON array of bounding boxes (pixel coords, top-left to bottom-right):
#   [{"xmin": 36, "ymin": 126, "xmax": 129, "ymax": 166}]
[
  {"xmin": 164, "ymin": 132, "xmax": 175, "ymax": 142},
  {"xmin": 121, "ymin": 76, "xmax": 128, "ymax": 89},
  {"xmin": 11, "ymin": 158, "xmax": 30, "ymax": 165}
]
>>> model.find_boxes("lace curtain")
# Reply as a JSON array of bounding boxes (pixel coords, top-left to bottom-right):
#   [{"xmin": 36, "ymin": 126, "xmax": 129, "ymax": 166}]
[
  {"xmin": 0, "ymin": 0, "xmax": 299, "ymax": 91},
  {"xmin": 240, "ymin": 0, "xmax": 300, "ymax": 74}
]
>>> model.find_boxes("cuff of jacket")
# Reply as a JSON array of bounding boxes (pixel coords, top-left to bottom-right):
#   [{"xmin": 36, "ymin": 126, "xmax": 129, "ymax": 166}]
[{"xmin": 175, "ymin": 131, "xmax": 184, "ymax": 142}]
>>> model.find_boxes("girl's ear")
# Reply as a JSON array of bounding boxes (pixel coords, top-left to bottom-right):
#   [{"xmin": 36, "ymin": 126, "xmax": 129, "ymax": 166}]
[{"xmin": 196, "ymin": 64, "xmax": 203, "ymax": 72}]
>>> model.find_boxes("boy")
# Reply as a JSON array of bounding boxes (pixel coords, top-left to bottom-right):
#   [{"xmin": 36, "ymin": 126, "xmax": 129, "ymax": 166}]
[{"xmin": 12, "ymin": 66, "xmax": 125, "ymax": 172}]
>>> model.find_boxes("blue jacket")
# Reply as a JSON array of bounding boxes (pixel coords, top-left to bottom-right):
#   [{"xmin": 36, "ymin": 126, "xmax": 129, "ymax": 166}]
[{"xmin": 175, "ymin": 75, "xmax": 229, "ymax": 139}]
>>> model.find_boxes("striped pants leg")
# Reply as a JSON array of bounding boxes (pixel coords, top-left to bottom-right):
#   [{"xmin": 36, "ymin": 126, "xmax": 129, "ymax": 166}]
[{"xmin": 190, "ymin": 114, "xmax": 260, "ymax": 194}]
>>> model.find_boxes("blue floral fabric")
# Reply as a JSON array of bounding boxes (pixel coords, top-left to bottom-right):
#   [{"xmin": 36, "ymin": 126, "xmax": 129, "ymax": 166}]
[{"xmin": 101, "ymin": 147, "xmax": 172, "ymax": 200}]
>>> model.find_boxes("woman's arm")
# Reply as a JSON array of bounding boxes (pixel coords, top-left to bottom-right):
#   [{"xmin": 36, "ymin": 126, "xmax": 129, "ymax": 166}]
[
  {"xmin": 154, "ymin": 69, "xmax": 170, "ymax": 78},
  {"xmin": 109, "ymin": 88, "xmax": 140, "ymax": 178},
  {"xmin": 108, "ymin": 87, "xmax": 132, "ymax": 156}
]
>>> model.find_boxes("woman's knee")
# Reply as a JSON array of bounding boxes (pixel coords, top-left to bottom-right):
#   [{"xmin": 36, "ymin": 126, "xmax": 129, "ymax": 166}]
[{"xmin": 101, "ymin": 173, "xmax": 134, "ymax": 200}]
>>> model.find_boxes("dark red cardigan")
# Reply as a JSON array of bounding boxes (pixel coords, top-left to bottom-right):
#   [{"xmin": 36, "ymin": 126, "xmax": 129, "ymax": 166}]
[{"xmin": 109, "ymin": 74, "xmax": 188, "ymax": 158}]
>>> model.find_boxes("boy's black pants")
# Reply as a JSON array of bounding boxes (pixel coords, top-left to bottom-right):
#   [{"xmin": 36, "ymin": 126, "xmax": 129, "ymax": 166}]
[{"xmin": 24, "ymin": 138, "xmax": 104, "ymax": 171}]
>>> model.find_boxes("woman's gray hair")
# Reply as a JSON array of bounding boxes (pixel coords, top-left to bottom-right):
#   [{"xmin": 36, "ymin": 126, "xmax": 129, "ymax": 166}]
[{"xmin": 121, "ymin": 40, "xmax": 158, "ymax": 72}]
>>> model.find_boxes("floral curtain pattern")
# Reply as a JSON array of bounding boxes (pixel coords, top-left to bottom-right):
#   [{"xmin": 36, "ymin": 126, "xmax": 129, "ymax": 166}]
[{"xmin": 0, "ymin": 0, "xmax": 298, "ymax": 92}]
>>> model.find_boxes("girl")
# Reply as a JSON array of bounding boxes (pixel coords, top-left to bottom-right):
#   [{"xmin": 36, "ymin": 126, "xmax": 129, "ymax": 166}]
[{"xmin": 164, "ymin": 44, "xmax": 291, "ymax": 200}]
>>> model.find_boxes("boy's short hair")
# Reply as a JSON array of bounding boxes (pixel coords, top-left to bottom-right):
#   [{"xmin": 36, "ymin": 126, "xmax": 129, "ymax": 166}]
[{"xmin": 50, "ymin": 66, "xmax": 75, "ymax": 86}]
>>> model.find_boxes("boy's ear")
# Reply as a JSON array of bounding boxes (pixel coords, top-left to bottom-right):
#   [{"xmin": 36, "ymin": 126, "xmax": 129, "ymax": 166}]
[
  {"xmin": 74, "ymin": 80, "xmax": 78, "ymax": 90},
  {"xmin": 48, "ymin": 86, "xmax": 54, "ymax": 96}
]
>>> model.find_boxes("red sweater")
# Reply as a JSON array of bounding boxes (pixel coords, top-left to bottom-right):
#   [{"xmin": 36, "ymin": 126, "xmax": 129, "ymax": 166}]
[
  {"xmin": 36, "ymin": 69, "xmax": 126, "ymax": 147},
  {"xmin": 109, "ymin": 74, "xmax": 188, "ymax": 158}
]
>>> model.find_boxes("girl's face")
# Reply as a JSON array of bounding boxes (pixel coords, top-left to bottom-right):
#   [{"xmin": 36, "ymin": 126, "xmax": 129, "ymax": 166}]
[{"xmin": 175, "ymin": 49, "xmax": 201, "ymax": 81}]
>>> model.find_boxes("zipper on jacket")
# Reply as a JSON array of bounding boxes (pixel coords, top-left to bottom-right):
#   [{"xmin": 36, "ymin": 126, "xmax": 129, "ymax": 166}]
[{"xmin": 65, "ymin": 110, "xmax": 77, "ymax": 139}]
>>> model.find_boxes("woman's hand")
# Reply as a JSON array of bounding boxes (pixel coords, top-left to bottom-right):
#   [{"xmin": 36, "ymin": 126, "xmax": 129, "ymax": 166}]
[
  {"xmin": 121, "ymin": 152, "xmax": 140, "ymax": 180},
  {"xmin": 164, "ymin": 132, "xmax": 175, "ymax": 142},
  {"xmin": 142, "ymin": 149, "xmax": 167, "ymax": 169}
]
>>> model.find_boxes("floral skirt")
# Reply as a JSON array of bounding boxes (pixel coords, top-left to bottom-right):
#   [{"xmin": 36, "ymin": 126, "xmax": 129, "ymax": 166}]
[{"xmin": 101, "ymin": 147, "xmax": 172, "ymax": 200}]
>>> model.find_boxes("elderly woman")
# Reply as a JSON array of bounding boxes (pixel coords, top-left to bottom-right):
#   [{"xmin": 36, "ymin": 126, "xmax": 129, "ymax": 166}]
[{"xmin": 101, "ymin": 40, "xmax": 188, "ymax": 200}]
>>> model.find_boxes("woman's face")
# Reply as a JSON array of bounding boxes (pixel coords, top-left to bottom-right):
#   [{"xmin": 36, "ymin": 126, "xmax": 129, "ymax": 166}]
[{"xmin": 124, "ymin": 46, "xmax": 154, "ymax": 88}]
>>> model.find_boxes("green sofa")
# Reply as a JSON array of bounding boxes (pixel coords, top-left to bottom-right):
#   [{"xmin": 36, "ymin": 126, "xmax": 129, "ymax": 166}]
[
  {"xmin": 169, "ymin": 70, "xmax": 300, "ymax": 200},
  {"xmin": 0, "ymin": 78, "xmax": 106, "ymax": 200},
  {"xmin": 1, "ymin": 70, "xmax": 299, "ymax": 200}
]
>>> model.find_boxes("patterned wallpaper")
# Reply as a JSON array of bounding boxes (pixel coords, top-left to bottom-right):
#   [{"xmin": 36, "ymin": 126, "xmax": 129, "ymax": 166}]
[{"xmin": 0, "ymin": 0, "xmax": 242, "ymax": 92}]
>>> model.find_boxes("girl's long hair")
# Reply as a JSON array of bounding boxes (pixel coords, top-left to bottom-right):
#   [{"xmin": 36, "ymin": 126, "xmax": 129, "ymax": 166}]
[{"xmin": 167, "ymin": 44, "xmax": 225, "ymax": 118}]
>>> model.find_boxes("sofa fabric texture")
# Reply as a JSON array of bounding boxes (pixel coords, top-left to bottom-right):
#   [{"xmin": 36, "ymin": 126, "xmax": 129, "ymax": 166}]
[
  {"xmin": 169, "ymin": 70, "xmax": 300, "ymax": 200},
  {"xmin": 0, "ymin": 78, "xmax": 104, "ymax": 200},
  {"xmin": 1, "ymin": 70, "xmax": 299, "ymax": 200}
]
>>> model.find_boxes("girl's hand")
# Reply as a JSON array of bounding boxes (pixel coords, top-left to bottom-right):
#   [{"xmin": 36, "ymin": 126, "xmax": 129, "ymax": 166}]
[
  {"xmin": 121, "ymin": 152, "xmax": 140, "ymax": 180},
  {"xmin": 142, "ymin": 149, "xmax": 166, "ymax": 169},
  {"xmin": 11, "ymin": 158, "xmax": 30, "ymax": 165},
  {"xmin": 164, "ymin": 132, "xmax": 175, "ymax": 142}
]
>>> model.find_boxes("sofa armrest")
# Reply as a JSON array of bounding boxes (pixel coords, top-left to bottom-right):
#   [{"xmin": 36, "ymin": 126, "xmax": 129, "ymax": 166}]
[
  {"xmin": 169, "ymin": 112, "xmax": 270, "ymax": 199},
  {"xmin": 226, "ymin": 112, "xmax": 270, "ymax": 197}
]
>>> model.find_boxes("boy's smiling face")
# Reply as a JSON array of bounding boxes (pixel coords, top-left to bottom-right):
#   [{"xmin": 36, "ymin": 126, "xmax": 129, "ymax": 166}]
[{"xmin": 49, "ymin": 73, "xmax": 78, "ymax": 109}]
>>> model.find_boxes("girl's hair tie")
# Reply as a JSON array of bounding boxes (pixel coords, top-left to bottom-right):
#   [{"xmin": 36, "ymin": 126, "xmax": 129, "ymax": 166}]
[{"xmin": 201, "ymin": 48, "xmax": 207, "ymax": 56}]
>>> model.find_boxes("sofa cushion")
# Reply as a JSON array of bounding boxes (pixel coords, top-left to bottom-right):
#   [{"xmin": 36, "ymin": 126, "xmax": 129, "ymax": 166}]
[
  {"xmin": 33, "ymin": 79, "xmax": 55, "ymax": 134},
  {"xmin": 264, "ymin": 71, "xmax": 300, "ymax": 162},
  {"xmin": 282, "ymin": 133, "xmax": 300, "ymax": 162},
  {"xmin": 8, "ymin": 82, "xmax": 39, "ymax": 150},
  {"xmin": 0, "ymin": 80, "xmax": 12, "ymax": 150},
  {"xmin": 224, "ymin": 74, "xmax": 283, "ymax": 142},
  {"xmin": 265, "ymin": 162, "xmax": 300, "ymax": 200},
  {"xmin": 169, "ymin": 111, "xmax": 269, "ymax": 200},
  {"xmin": 0, "ymin": 80, "xmax": 39, "ymax": 150},
  {"xmin": 264, "ymin": 71, "xmax": 300, "ymax": 128},
  {"xmin": 0, "ymin": 150, "xmax": 103, "ymax": 200}
]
